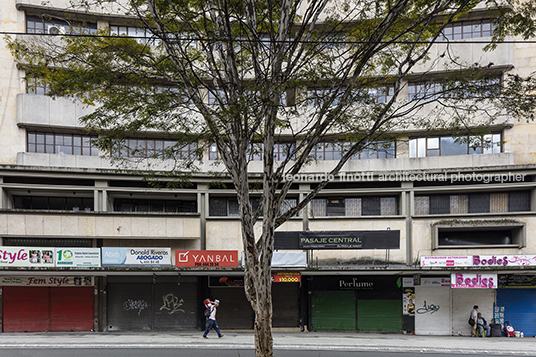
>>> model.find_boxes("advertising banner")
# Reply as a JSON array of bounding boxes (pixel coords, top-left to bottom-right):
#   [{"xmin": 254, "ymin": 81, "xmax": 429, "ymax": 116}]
[
  {"xmin": 54, "ymin": 248, "xmax": 101, "ymax": 268},
  {"xmin": 0, "ymin": 276, "xmax": 94, "ymax": 286},
  {"xmin": 0, "ymin": 247, "xmax": 54, "ymax": 267},
  {"xmin": 175, "ymin": 250, "xmax": 238, "ymax": 268},
  {"xmin": 102, "ymin": 248, "xmax": 171, "ymax": 267},
  {"xmin": 275, "ymin": 230, "xmax": 400, "ymax": 250},
  {"xmin": 272, "ymin": 272, "xmax": 301, "ymax": 283},
  {"xmin": 451, "ymin": 273, "xmax": 498, "ymax": 289},
  {"xmin": 421, "ymin": 255, "xmax": 536, "ymax": 267}
]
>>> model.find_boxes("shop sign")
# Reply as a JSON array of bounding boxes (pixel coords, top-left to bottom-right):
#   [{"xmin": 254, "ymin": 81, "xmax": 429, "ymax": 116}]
[
  {"xmin": 403, "ymin": 277, "xmax": 450, "ymax": 287},
  {"xmin": 451, "ymin": 273, "xmax": 497, "ymax": 289},
  {"xmin": 0, "ymin": 247, "xmax": 54, "ymax": 267},
  {"xmin": 299, "ymin": 231, "xmax": 363, "ymax": 249},
  {"xmin": 272, "ymin": 272, "xmax": 301, "ymax": 283},
  {"xmin": 175, "ymin": 250, "xmax": 238, "ymax": 268},
  {"xmin": 209, "ymin": 276, "xmax": 244, "ymax": 287},
  {"xmin": 275, "ymin": 230, "xmax": 400, "ymax": 250},
  {"xmin": 54, "ymin": 248, "xmax": 101, "ymax": 268},
  {"xmin": 0, "ymin": 276, "xmax": 94, "ymax": 287},
  {"xmin": 421, "ymin": 255, "xmax": 536, "ymax": 267},
  {"xmin": 499, "ymin": 274, "xmax": 536, "ymax": 288},
  {"xmin": 102, "ymin": 247, "xmax": 171, "ymax": 267}
]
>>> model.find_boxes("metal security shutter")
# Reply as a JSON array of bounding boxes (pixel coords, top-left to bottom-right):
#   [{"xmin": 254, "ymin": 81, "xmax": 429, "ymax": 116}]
[
  {"xmin": 3, "ymin": 287, "xmax": 50, "ymax": 332},
  {"xmin": 357, "ymin": 299, "xmax": 402, "ymax": 332},
  {"xmin": 107, "ymin": 283, "xmax": 153, "ymax": 331},
  {"xmin": 451, "ymin": 287, "xmax": 495, "ymax": 336},
  {"xmin": 497, "ymin": 289, "xmax": 536, "ymax": 337},
  {"xmin": 312, "ymin": 290, "xmax": 355, "ymax": 331},
  {"xmin": 50, "ymin": 287, "xmax": 94, "ymax": 331},
  {"xmin": 272, "ymin": 283, "xmax": 299, "ymax": 328},
  {"xmin": 414, "ymin": 285, "xmax": 451, "ymax": 335},
  {"xmin": 153, "ymin": 282, "xmax": 197, "ymax": 330},
  {"xmin": 208, "ymin": 287, "xmax": 254, "ymax": 329}
]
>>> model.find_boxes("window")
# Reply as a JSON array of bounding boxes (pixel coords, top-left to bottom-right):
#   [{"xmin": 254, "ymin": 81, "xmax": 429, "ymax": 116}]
[
  {"xmin": 434, "ymin": 222, "xmax": 525, "ymax": 248},
  {"xmin": 439, "ymin": 19, "xmax": 494, "ymax": 41},
  {"xmin": 114, "ymin": 198, "xmax": 196, "ymax": 213},
  {"xmin": 308, "ymin": 86, "xmax": 395, "ymax": 106},
  {"xmin": 109, "ymin": 25, "xmax": 160, "ymax": 45},
  {"xmin": 312, "ymin": 141, "xmax": 395, "ymax": 160},
  {"xmin": 27, "ymin": 132, "xmax": 98, "ymax": 156},
  {"xmin": 415, "ymin": 191, "xmax": 530, "ymax": 215},
  {"xmin": 114, "ymin": 139, "xmax": 197, "ymax": 160},
  {"xmin": 311, "ymin": 196, "xmax": 398, "ymax": 217},
  {"xmin": 13, "ymin": 196, "xmax": 94, "ymax": 211},
  {"xmin": 26, "ymin": 15, "xmax": 97, "ymax": 35},
  {"xmin": 409, "ymin": 133, "xmax": 501, "ymax": 158},
  {"xmin": 209, "ymin": 142, "xmax": 295, "ymax": 161},
  {"xmin": 408, "ymin": 78, "xmax": 500, "ymax": 101},
  {"xmin": 26, "ymin": 77, "xmax": 50, "ymax": 95}
]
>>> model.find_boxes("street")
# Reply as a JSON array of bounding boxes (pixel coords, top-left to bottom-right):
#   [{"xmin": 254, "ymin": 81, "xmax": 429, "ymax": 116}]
[{"xmin": 0, "ymin": 348, "xmax": 528, "ymax": 357}]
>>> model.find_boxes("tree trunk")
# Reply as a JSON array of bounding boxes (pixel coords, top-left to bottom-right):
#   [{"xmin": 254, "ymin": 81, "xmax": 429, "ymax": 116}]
[{"xmin": 252, "ymin": 278, "xmax": 274, "ymax": 357}]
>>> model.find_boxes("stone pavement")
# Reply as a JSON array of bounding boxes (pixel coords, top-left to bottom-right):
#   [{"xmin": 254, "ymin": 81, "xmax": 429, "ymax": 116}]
[{"xmin": 0, "ymin": 331, "xmax": 535, "ymax": 355}]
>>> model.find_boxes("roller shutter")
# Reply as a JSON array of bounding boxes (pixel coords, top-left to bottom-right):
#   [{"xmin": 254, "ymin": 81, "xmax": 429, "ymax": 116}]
[
  {"xmin": 208, "ymin": 287, "xmax": 254, "ymax": 329},
  {"xmin": 312, "ymin": 290, "xmax": 355, "ymax": 331},
  {"xmin": 3, "ymin": 286, "xmax": 94, "ymax": 332},
  {"xmin": 497, "ymin": 289, "xmax": 536, "ymax": 337},
  {"xmin": 272, "ymin": 283, "xmax": 299, "ymax": 328},
  {"xmin": 3, "ymin": 287, "xmax": 50, "ymax": 332},
  {"xmin": 357, "ymin": 299, "xmax": 402, "ymax": 332},
  {"xmin": 107, "ymin": 280, "xmax": 198, "ymax": 331}
]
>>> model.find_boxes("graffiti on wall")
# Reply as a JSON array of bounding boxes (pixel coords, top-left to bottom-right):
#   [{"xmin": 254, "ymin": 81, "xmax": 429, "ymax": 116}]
[
  {"xmin": 160, "ymin": 294, "xmax": 185, "ymax": 314},
  {"xmin": 416, "ymin": 300, "xmax": 440, "ymax": 314},
  {"xmin": 123, "ymin": 299, "xmax": 150, "ymax": 315}
]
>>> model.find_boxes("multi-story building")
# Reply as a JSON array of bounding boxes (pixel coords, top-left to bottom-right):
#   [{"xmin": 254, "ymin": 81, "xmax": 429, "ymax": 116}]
[{"xmin": 1, "ymin": 0, "xmax": 536, "ymax": 335}]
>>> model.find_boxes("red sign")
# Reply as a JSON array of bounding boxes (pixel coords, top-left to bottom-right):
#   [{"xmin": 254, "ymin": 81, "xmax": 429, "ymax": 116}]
[
  {"xmin": 175, "ymin": 250, "xmax": 239, "ymax": 268},
  {"xmin": 272, "ymin": 272, "xmax": 301, "ymax": 283}
]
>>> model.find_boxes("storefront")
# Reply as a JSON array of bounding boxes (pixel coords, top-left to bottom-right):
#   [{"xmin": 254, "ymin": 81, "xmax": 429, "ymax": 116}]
[
  {"xmin": 311, "ymin": 275, "xmax": 402, "ymax": 332},
  {"xmin": 497, "ymin": 274, "xmax": 536, "ymax": 337},
  {"xmin": 206, "ymin": 273, "xmax": 301, "ymax": 329},
  {"xmin": 2, "ymin": 276, "xmax": 95, "ymax": 332},
  {"xmin": 0, "ymin": 247, "xmax": 101, "ymax": 332},
  {"xmin": 106, "ymin": 275, "xmax": 198, "ymax": 331}
]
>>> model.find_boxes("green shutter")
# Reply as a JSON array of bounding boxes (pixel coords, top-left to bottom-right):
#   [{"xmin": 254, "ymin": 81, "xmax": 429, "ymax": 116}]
[
  {"xmin": 312, "ymin": 291, "xmax": 355, "ymax": 331},
  {"xmin": 357, "ymin": 299, "xmax": 402, "ymax": 332}
]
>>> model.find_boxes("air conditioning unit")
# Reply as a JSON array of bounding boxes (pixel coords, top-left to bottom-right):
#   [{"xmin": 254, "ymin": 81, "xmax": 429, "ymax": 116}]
[{"xmin": 47, "ymin": 25, "xmax": 66, "ymax": 35}]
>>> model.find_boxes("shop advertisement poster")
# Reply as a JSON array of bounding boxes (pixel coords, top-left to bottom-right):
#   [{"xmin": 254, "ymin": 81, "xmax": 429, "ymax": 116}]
[
  {"xmin": 403, "ymin": 287, "xmax": 416, "ymax": 315},
  {"xmin": 102, "ymin": 248, "xmax": 171, "ymax": 267},
  {"xmin": 272, "ymin": 272, "xmax": 301, "ymax": 283},
  {"xmin": 451, "ymin": 273, "xmax": 498, "ymax": 289},
  {"xmin": 421, "ymin": 255, "xmax": 536, "ymax": 267},
  {"xmin": 0, "ymin": 276, "xmax": 94, "ymax": 286},
  {"xmin": 54, "ymin": 248, "xmax": 101, "ymax": 268},
  {"xmin": 0, "ymin": 247, "xmax": 55, "ymax": 267}
]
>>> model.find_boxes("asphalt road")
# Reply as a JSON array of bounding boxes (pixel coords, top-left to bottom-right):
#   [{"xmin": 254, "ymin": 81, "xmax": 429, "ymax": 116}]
[{"xmin": 0, "ymin": 348, "xmax": 518, "ymax": 357}]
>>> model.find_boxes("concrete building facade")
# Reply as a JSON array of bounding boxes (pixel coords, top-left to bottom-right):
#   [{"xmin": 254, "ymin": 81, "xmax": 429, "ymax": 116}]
[{"xmin": 1, "ymin": 0, "xmax": 536, "ymax": 335}]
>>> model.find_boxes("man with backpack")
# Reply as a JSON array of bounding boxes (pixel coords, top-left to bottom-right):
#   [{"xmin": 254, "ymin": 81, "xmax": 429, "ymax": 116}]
[{"xmin": 203, "ymin": 299, "xmax": 223, "ymax": 339}]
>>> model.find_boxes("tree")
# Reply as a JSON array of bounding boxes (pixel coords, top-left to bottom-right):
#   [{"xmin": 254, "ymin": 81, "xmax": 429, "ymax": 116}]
[{"xmin": 7, "ymin": 0, "xmax": 536, "ymax": 355}]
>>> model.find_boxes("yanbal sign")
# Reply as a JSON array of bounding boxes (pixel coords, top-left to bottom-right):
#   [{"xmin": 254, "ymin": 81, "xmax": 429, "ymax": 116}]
[{"xmin": 299, "ymin": 231, "xmax": 363, "ymax": 249}]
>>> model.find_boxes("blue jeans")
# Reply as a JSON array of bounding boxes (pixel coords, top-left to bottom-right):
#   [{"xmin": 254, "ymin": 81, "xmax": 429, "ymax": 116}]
[{"xmin": 203, "ymin": 319, "xmax": 222, "ymax": 337}]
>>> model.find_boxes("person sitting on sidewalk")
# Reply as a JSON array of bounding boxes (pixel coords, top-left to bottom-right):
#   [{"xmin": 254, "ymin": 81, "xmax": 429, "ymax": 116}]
[{"xmin": 477, "ymin": 312, "xmax": 490, "ymax": 337}]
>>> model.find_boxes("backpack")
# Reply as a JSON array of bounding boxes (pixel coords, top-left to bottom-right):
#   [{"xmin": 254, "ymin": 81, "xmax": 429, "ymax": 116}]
[{"xmin": 204, "ymin": 308, "xmax": 211, "ymax": 317}]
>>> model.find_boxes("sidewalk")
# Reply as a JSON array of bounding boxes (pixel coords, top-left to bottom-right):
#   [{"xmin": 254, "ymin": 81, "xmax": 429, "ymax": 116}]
[{"xmin": 0, "ymin": 331, "xmax": 535, "ymax": 355}]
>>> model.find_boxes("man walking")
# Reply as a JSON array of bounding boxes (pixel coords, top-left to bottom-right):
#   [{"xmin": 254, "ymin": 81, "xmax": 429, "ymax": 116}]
[{"xmin": 203, "ymin": 299, "xmax": 223, "ymax": 338}]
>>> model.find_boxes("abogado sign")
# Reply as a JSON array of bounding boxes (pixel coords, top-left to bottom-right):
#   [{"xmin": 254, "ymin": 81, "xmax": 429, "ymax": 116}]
[{"xmin": 102, "ymin": 248, "xmax": 171, "ymax": 267}]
